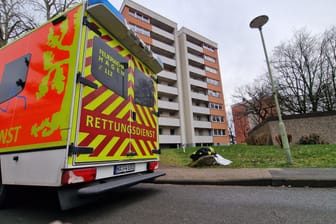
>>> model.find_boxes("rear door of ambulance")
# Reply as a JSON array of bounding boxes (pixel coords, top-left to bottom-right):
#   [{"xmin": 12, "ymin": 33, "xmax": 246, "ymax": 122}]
[{"xmin": 72, "ymin": 5, "xmax": 159, "ymax": 173}]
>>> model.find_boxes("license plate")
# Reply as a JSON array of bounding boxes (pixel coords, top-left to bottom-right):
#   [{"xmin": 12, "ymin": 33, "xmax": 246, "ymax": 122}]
[{"xmin": 114, "ymin": 163, "xmax": 135, "ymax": 175}]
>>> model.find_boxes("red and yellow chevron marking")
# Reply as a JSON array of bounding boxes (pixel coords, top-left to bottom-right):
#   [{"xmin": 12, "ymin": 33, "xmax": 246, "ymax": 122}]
[{"xmin": 75, "ymin": 18, "xmax": 158, "ymax": 163}]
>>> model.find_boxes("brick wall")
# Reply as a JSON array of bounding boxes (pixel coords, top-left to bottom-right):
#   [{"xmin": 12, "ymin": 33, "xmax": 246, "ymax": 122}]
[{"xmin": 248, "ymin": 112, "xmax": 336, "ymax": 145}]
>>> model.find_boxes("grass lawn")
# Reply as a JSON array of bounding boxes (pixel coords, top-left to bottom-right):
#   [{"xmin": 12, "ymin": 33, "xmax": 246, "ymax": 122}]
[{"xmin": 159, "ymin": 144, "xmax": 336, "ymax": 168}]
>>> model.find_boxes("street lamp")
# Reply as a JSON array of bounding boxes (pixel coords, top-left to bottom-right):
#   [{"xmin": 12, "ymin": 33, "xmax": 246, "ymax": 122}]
[{"xmin": 249, "ymin": 15, "xmax": 292, "ymax": 164}]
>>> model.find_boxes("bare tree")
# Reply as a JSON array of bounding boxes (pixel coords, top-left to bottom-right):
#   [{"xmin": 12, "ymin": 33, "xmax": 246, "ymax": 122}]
[
  {"xmin": 271, "ymin": 28, "xmax": 336, "ymax": 114},
  {"xmin": 31, "ymin": 0, "xmax": 80, "ymax": 21},
  {"xmin": 232, "ymin": 75, "xmax": 275, "ymax": 126},
  {"xmin": 232, "ymin": 27, "xmax": 336, "ymax": 141},
  {"xmin": 0, "ymin": 0, "xmax": 81, "ymax": 48},
  {"xmin": 0, "ymin": 0, "xmax": 36, "ymax": 47},
  {"xmin": 320, "ymin": 26, "xmax": 336, "ymax": 111}
]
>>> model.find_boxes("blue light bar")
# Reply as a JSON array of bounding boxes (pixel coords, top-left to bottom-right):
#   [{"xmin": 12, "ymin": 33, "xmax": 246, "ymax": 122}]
[{"xmin": 88, "ymin": 0, "xmax": 125, "ymax": 25}]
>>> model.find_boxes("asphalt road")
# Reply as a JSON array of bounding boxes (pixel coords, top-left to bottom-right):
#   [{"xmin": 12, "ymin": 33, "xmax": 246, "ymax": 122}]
[{"xmin": 0, "ymin": 184, "xmax": 335, "ymax": 224}]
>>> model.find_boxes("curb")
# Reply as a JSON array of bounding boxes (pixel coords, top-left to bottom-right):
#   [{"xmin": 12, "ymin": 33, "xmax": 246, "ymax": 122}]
[
  {"xmin": 153, "ymin": 167, "xmax": 336, "ymax": 188},
  {"xmin": 154, "ymin": 178, "xmax": 272, "ymax": 186},
  {"xmin": 154, "ymin": 178, "xmax": 336, "ymax": 188}
]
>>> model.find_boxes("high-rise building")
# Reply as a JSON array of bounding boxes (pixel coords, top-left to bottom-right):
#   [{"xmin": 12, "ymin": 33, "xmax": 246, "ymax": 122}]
[{"xmin": 121, "ymin": 0, "xmax": 229, "ymax": 148}]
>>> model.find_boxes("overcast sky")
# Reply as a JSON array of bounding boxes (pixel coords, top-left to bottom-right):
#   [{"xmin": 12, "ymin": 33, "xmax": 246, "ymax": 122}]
[{"xmin": 109, "ymin": 0, "xmax": 336, "ymax": 108}]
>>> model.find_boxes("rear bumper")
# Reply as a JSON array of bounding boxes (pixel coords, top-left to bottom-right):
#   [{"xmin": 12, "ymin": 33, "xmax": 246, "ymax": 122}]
[
  {"xmin": 78, "ymin": 171, "xmax": 165, "ymax": 196},
  {"xmin": 58, "ymin": 171, "xmax": 165, "ymax": 210}
]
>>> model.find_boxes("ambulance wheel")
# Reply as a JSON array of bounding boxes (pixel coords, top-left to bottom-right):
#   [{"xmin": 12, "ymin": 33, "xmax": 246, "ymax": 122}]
[{"xmin": 0, "ymin": 172, "xmax": 7, "ymax": 208}]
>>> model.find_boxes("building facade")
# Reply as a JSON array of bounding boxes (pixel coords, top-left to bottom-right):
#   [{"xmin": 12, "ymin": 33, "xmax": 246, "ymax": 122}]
[
  {"xmin": 231, "ymin": 96, "xmax": 277, "ymax": 144},
  {"xmin": 231, "ymin": 102, "xmax": 251, "ymax": 144},
  {"xmin": 121, "ymin": 0, "xmax": 229, "ymax": 148}
]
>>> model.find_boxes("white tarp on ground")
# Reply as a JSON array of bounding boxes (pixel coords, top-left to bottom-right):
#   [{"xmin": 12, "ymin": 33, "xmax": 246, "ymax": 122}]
[{"xmin": 214, "ymin": 154, "xmax": 232, "ymax": 166}]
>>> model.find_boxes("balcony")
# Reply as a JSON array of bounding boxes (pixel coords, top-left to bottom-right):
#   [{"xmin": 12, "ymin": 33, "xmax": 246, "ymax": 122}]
[
  {"xmin": 188, "ymin": 53, "xmax": 204, "ymax": 64},
  {"xmin": 152, "ymin": 39, "xmax": 175, "ymax": 54},
  {"xmin": 192, "ymin": 106, "xmax": 210, "ymax": 115},
  {"xmin": 193, "ymin": 121, "xmax": 211, "ymax": 129},
  {"xmin": 158, "ymin": 100, "xmax": 179, "ymax": 110},
  {"xmin": 160, "ymin": 55, "xmax": 176, "ymax": 67},
  {"xmin": 190, "ymin": 78, "xmax": 207, "ymax": 89},
  {"xmin": 187, "ymin": 41, "xmax": 203, "ymax": 52},
  {"xmin": 152, "ymin": 26, "xmax": 175, "ymax": 40},
  {"xmin": 158, "ymin": 84, "xmax": 178, "ymax": 95},
  {"xmin": 191, "ymin": 92, "xmax": 208, "ymax": 101},
  {"xmin": 159, "ymin": 117, "xmax": 180, "ymax": 126},
  {"xmin": 194, "ymin": 136, "xmax": 213, "ymax": 143},
  {"xmin": 189, "ymin": 66, "xmax": 205, "ymax": 76},
  {"xmin": 159, "ymin": 135, "xmax": 182, "ymax": 144},
  {"xmin": 158, "ymin": 70, "xmax": 177, "ymax": 82}
]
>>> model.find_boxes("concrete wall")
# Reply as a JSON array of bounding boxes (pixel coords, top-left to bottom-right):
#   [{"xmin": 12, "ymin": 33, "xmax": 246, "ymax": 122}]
[{"xmin": 248, "ymin": 112, "xmax": 336, "ymax": 145}]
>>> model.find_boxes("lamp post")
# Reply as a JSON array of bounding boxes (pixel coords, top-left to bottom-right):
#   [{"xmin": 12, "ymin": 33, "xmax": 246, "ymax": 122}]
[{"xmin": 249, "ymin": 15, "xmax": 292, "ymax": 164}]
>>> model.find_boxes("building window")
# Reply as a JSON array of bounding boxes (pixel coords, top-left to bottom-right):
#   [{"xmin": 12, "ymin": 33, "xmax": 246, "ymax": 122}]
[
  {"xmin": 170, "ymin": 129, "xmax": 175, "ymax": 135},
  {"xmin": 211, "ymin": 116, "xmax": 225, "ymax": 123},
  {"xmin": 204, "ymin": 55, "xmax": 216, "ymax": 63},
  {"xmin": 206, "ymin": 78, "xmax": 219, "ymax": 86},
  {"xmin": 203, "ymin": 44, "xmax": 215, "ymax": 52},
  {"xmin": 213, "ymin": 129, "xmax": 226, "ymax": 136},
  {"xmin": 209, "ymin": 103, "xmax": 223, "ymax": 110},
  {"xmin": 208, "ymin": 90, "xmax": 220, "ymax": 98},
  {"xmin": 205, "ymin": 66, "xmax": 217, "ymax": 74},
  {"xmin": 128, "ymin": 23, "xmax": 150, "ymax": 37},
  {"xmin": 129, "ymin": 9, "xmax": 150, "ymax": 23}
]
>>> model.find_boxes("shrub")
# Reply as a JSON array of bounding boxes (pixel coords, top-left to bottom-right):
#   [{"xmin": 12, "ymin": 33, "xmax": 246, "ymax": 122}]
[
  {"xmin": 255, "ymin": 134, "xmax": 272, "ymax": 145},
  {"xmin": 246, "ymin": 133, "xmax": 273, "ymax": 145},
  {"xmin": 299, "ymin": 133, "xmax": 323, "ymax": 144}
]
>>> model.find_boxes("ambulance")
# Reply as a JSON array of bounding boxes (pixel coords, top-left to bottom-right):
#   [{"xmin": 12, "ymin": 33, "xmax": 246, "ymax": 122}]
[{"xmin": 0, "ymin": 0, "xmax": 164, "ymax": 209}]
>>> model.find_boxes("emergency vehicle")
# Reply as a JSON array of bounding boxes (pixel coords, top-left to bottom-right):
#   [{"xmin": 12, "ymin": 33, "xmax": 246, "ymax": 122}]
[{"xmin": 0, "ymin": 0, "xmax": 164, "ymax": 209}]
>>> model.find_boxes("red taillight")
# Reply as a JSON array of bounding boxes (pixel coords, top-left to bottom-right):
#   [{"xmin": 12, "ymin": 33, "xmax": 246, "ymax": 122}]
[
  {"xmin": 148, "ymin": 161, "xmax": 159, "ymax": 172},
  {"xmin": 61, "ymin": 168, "xmax": 97, "ymax": 185}
]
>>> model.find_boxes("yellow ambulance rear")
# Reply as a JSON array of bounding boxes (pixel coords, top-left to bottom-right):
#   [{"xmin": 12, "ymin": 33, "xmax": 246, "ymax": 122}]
[{"xmin": 0, "ymin": 0, "xmax": 163, "ymax": 210}]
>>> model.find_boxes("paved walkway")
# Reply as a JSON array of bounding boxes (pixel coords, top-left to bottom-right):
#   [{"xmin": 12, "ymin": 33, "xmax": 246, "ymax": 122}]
[{"xmin": 155, "ymin": 165, "xmax": 336, "ymax": 187}]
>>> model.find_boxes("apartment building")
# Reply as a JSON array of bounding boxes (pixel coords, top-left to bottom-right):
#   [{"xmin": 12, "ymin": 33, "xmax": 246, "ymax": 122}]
[
  {"xmin": 178, "ymin": 27, "xmax": 229, "ymax": 146},
  {"xmin": 121, "ymin": 0, "xmax": 229, "ymax": 147}
]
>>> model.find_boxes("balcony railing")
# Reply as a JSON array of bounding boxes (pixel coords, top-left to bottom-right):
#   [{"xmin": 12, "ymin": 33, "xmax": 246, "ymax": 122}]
[
  {"xmin": 191, "ymin": 92, "xmax": 208, "ymax": 101},
  {"xmin": 188, "ymin": 53, "xmax": 204, "ymax": 64},
  {"xmin": 158, "ymin": 70, "xmax": 177, "ymax": 81},
  {"xmin": 187, "ymin": 41, "xmax": 203, "ymax": 52},
  {"xmin": 189, "ymin": 66, "xmax": 205, "ymax": 76},
  {"xmin": 158, "ymin": 100, "xmax": 179, "ymax": 110},
  {"xmin": 160, "ymin": 55, "xmax": 176, "ymax": 67},
  {"xmin": 159, "ymin": 117, "xmax": 180, "ymax": 126},
  {"xmin": 192, "ymin": 106, "xmax": 210, "ymax": 115},
  {"xmin": 194, "ymin": 136, "xmax": 213, "ymax": 143},
  {"xmin": 159, "ymin": 135, "xmax": 182, "ymax": 144},
  {"xmin": 158, "ymin": 84, "xmax": 178, "ymax": 95},
  {"xmin": 193, "ymin": 121, "xmax": 211, "ymax": 128},
  {"xmin": 152, "ymin": 26, "xmax": 175, "ymax": 40},
  {"xmin": 152, "ymin": 39, "xmax": 175, "ymax": 54},
  {"xmin": 190, "ymin": 78, "xmax": 207, "ymax": 88}
]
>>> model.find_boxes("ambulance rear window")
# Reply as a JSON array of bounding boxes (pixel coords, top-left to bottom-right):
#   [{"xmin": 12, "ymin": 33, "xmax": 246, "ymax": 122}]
[
  {"xmin": 91, "ymin": 37, "xmax": 128, "ymax": 98},
  {"xmin": 134, "ymin": 68, "xmax": 154, "ymax": 108},
  {"xmin": 0, "ymin": 54, "xmax": 31, "ymax": 104}
]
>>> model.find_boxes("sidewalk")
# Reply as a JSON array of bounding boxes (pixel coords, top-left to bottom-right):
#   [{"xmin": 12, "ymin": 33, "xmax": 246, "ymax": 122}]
[{"xmin": 155, "ymin": 165, "xmax": 336, "ymax": 187}]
